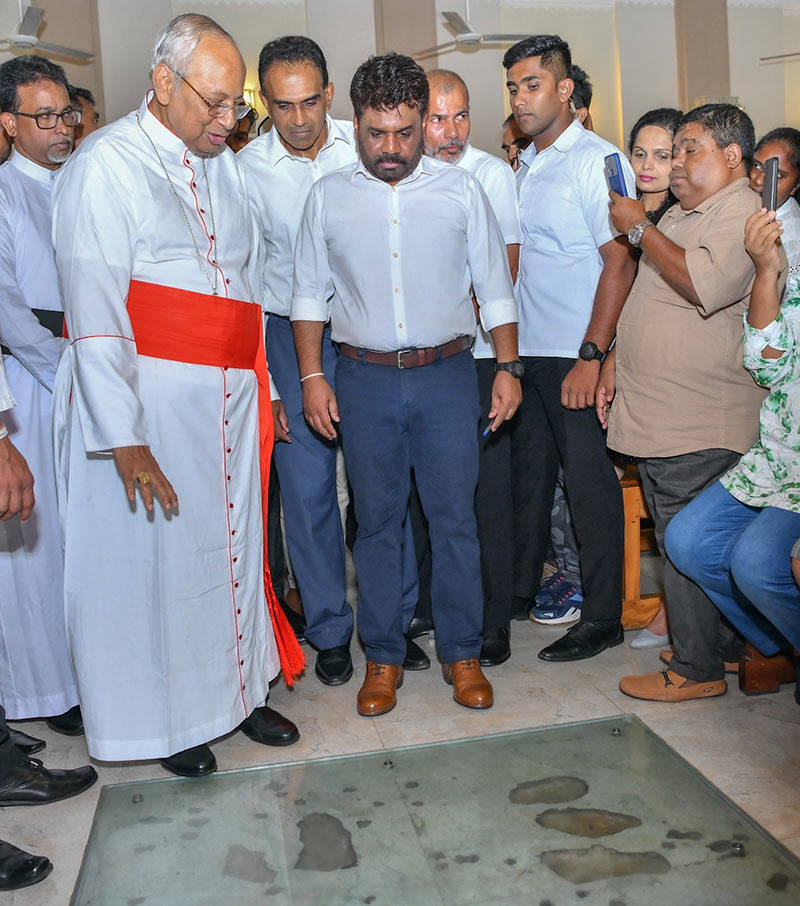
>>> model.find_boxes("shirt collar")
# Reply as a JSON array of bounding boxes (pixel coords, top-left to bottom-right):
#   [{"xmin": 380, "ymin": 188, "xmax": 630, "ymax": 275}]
[
  {"xmin": 262, "ymin": 115, "xmax": 352, "ymax": 166},
  {"xmin": 8, "ymin": 149, "xmax": 59, "ymax": 186},
  {"xmin": 137, "ymin": 91, "xmax": 191, "ymax": 157},
  {"xmin": 352, "ymin": 154, "xmax": 428, "ymax": 186},
  {"xmin": 458, "ymin": 142, "xmax": 478, "ymax": 168},
  {"xmin": 674, "ymin": 177, "xmax": 750, "ymax": 216}
]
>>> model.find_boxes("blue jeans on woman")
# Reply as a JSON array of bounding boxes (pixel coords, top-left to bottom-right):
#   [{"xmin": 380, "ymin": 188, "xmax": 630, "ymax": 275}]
[{"xmin": 665, "ymin": 481, "xmax": 800, "ymax": 656}]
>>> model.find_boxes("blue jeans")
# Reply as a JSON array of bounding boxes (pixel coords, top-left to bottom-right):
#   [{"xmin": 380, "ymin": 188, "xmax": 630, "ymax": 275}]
[
  {"xmin": 336, "ymin": 350, "xmax": 482, "ymax": 665},
  {"xmin": 665, "ymin": 481, "xmax": 800, "ymax": 656}
]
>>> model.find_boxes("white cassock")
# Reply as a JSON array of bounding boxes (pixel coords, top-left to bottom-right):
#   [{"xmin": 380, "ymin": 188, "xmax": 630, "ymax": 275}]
[
  {"xmin": 0, "ymin": 151, "xmax": 78, "ymax": 720},
  {"xmin": 52, "ymin": 95, "xmax": 280, "ymax": 761}
]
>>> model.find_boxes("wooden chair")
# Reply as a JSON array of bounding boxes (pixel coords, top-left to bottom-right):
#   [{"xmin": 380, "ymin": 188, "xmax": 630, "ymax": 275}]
[
  {"xmin": 620, "ymin": 463, "xmax": 662, "ymax": 630},
  {"xmin": 738, "ymin": 643, "xmax": 797, "ymax": 695}
]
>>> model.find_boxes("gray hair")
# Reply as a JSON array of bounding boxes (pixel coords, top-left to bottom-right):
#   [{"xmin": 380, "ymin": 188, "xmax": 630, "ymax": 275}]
[{"xmin": 150, "ymin": 14, "xmax": 236, "ymax": 77}]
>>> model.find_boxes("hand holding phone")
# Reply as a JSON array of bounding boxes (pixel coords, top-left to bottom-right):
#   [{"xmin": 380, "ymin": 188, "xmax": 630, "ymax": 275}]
[
  {"xmin": 763, "ymin": 156, "xmax": 779, "ymax": 213},
  {"xmin": 604, "ymin": 152, "xmax": 631, "ymax": 198}
]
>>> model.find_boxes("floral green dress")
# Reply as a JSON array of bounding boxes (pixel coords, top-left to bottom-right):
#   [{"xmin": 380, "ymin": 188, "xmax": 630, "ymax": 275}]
[{"xmin": 721, "ymin": 288, "xmax": 800, "ymax": 513}]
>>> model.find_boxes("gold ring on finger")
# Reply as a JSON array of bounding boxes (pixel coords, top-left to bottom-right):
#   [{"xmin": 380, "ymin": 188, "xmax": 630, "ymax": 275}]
[{"xmin": 136, "ymin": 471, "xmax": 151, "ymax": 485}]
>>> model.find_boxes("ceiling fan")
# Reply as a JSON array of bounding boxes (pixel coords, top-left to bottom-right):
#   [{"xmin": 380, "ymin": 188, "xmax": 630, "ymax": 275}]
[
  {"xmin": 1, "ymin": 5, "xmax": 94, "ymax": 61},
  {"xmin": 414, "ymin": 2, "xmax": 529, "ymax": 59}
]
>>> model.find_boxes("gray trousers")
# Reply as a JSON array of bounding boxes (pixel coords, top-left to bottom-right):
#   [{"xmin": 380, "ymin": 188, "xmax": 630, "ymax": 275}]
[{"xmin": 638, "ymin": 449, "xmax": 744, "ymax": 682}]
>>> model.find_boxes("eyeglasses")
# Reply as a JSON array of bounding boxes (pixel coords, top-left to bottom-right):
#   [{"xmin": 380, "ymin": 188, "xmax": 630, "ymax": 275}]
[
  {"xmin": 14, "ymin": 108, "xmax": 82, "ymax": 129},
  {"xmin": 176, "ymin": 74, "xmax": 251, "ymax": 121}
]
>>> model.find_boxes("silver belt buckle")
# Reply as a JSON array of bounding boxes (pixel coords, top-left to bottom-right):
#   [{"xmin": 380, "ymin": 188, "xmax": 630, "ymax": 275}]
[{"xmin": 397, "ymin": 348, "xmax": 414, "ymax": 369}]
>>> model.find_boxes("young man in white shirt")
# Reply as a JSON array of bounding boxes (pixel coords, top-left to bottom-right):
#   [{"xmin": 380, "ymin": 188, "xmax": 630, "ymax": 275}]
[
  {"xmin": 238, "ymin": 37, "xmax": 359, "ymax": 687},
  {"xmin": 506, "ymin": 35, "xmax": 637, "ymax": 662}
]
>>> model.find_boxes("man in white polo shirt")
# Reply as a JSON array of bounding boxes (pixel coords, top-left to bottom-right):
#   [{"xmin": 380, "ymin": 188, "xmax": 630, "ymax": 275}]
[
  {"xmin": 416, "ymin": 68, "xmax": 521, "ymax": 667},
  {"xmin": 505, "ymin": 34, "xmax": 637, "ymax": 662}
]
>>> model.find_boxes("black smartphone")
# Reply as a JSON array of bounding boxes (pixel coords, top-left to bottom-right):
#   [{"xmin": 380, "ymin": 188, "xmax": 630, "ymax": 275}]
[
  {"xmin": 763, "ymin": 156, "xmax": 779, "ymax": 212},
  {"xmin": 604, "ymin": 152, "xmax": 629, "ymax": 197}
]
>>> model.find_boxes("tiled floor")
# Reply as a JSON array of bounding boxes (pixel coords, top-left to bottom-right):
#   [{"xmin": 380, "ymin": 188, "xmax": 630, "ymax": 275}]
[{"xmin": 1, "ymin": 616, "xmax": 798, "ymax": 905}]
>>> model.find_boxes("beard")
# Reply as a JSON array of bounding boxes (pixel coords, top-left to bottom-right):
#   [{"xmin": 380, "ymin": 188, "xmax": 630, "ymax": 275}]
[
  {"xmin": 47, "ymin": 138, "xmax": 73, "ymax": 164},
  {"xmin": 431, "ymin": 139, "xmax": 465, "ymax": 163},
  {"xmin": 358, "ymin": 132, "xmax": 423, "ymax": 184}
]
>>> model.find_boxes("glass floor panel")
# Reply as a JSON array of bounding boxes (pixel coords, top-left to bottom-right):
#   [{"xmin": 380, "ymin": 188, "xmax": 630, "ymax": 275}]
[{"xmin": 72, "ymin": 715, "xmax": 800, "ymax": 905}]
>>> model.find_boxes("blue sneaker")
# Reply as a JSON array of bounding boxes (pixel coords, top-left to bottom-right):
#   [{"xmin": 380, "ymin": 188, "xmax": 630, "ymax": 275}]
[
  {"xmin": 534, "ymin": 572, "xmax": 568, "ymax": 606},
  {"xmin": 530, "ymin": 581, "xmax": 583, "ymax": 625}
]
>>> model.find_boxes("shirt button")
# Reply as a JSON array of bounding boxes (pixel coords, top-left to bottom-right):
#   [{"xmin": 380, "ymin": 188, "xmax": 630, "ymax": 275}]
[
  {"xmin": 200, "ymin": 208, "xmax": 205, "ymax": 213},
  {"xmin": 227, "ymin": 447, "xmax": 232, "ymax": 453},
  {"xmin": 227, "ymin": 475, "xmax": 231, "ymax": 480},
  {"xmin": 225, "ymin": 419, "xmax": 230, "ymax": 425},
  {"xmin": 395, "ymin": 288, "xmax": 400, "ymax": 293},
  {"xmin": 226, "ymin": 393, "xmax": 231, "ymax": 399},
  {"xmin": 398, "ymin": 322, "xmax": 403, "ymax": 328},
  {"xmin": 392, "ymin": 218, "xmax": 398, "ymax": 224},
  {"xmin": 230, "ymin": 503, "xmax": 234, "ymax": 509},
  {"xmin": 393, "ymin": 252, "xmax": 398, "ymax": 258},
  {"xmin": 240, "ymin": 659, "xmax": 244, "ymax": 665},
  {"xmin": 232, "ymin": 530, "xmax": 236, "ymax": 536},
  {"xmin": 238, "ymin": 634, "xmax": 243, "ymax": 640},
  {"xmin": 237, "ymin": 608, "xmax": 241, "ymax": 614},
  {"xmin": 226, "ymin": 279, "xmax": 231, "ymax": 285},
  {"xmin": 233, "ymin": 556, "xmax": 238, "ymax": 562},
  {"xmin": 234, "ymin": 582, "xmax": 239, "ymax": 588}
]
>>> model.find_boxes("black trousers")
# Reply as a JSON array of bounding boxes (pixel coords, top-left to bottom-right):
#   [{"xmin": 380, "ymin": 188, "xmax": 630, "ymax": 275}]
[
  {"xmin": 638, "ymin": 449, "xmax": 744, "ymax": 681},
  {"xmin": 0, "ymin": 707, "xmax": 25, "ymax": 787},
  {"xmin": 512, "ymin": 356, "xmax": 623, "ymax": 622}
]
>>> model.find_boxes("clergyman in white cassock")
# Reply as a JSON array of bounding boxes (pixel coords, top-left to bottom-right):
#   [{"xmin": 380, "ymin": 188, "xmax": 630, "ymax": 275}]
[
  {"xmin": 0, "ymin": 58, "xmax": 79, "ymax": 722},
  {"xmin": 51, "ymin": 14, "xmax": 302, "ymax": 770}
]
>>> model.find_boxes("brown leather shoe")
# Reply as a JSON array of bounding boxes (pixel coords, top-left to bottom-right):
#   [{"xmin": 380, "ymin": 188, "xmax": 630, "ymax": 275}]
[
  {"xmin": 619, "ymin": 669, "xmax": 726, "ymax": 702},
  {"xmin": 357, "ymin": 662, "xmax": 404, "ymax": 716},
  {"xmin": 659, "ymin": 649, "xmax": 739, "ymax": 674},
  {"xmin": 442, "ymin": 658, "xmax": 494, "ymax": 709}
]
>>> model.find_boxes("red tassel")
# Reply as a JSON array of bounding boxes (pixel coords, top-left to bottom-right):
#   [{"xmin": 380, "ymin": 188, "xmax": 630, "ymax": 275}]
[{"xmin": 264, "ymin": 565, "xmax": 305, "ymax": 687}]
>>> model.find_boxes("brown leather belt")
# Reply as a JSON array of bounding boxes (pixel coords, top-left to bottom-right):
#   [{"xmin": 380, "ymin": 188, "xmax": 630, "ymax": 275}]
[{"xmin": 338, "ymin": 335, "xmax": 471, "ymax": 369}]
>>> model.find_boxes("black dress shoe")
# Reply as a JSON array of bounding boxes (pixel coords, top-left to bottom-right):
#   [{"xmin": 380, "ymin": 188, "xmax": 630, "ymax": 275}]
[
  {"xmin": 159, "ymin": 744, "xmax": 217, "ymax": 778},
  {"xmin": 239, "ymin": 706, "xmax": 299, "ymax": 746},
  {"xmin": 403, "ymin": 636, "xmax": 431, "ymax": 671},
  {"xmin": 0, "ymin": 758, "xmax": 97, "ymax": 806},
  {"xmin": 315, "ymin": 644, "xmax": 354, "ymax": 686},
  {"xmin": 479, "ymin": 627, "xmax": 511, "ymax": 667},
  {"xmin": 538, "ymin": 619, "xmax": 624, "ymax": 662},
  {"xmin": 8, "ymin": 728, "xmax": 46, "ymax": 756},
  {"xmin": 406, "ymin": 617, "xmax": 434, "ymax": 639},
  {"xmin": 45, "ymin": 705, "xmax": 83, "ymax": 737},
  {"xmin": 0, "ymin": 841, "xmax": 52, "ymax": 891}
]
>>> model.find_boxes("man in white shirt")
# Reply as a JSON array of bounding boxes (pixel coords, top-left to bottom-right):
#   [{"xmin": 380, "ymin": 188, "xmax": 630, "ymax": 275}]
[
  {"xmin": 0, "ymin": 55, "xmax": 82, "ymax": 734},
  {"xmin": 505, "ymin": 35, "xmax": 637, "ymax": 661},
  {"xmin": 415, "ymin": 68, "xmax": 521, "ymax": 667},
  {"xmin": 238, "ymin": 37, "xmax": 359, "ymax": 688},
  {"xmin": 52, "ymin": 14, "xmax": 301, "ymax": 777},
  {"xmin": 292, "ymin": 53, "xmax": 521, "ymax": 716}
]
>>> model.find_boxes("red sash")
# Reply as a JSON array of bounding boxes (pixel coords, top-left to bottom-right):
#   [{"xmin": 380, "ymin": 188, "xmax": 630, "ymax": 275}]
[{"xmin": 126, "ymin": 279, "xmax": 305, "ymax": 686}]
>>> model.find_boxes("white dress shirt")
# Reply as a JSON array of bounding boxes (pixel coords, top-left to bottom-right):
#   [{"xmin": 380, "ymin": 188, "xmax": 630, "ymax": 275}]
[
  {"xmin": 238, "ymin": 116, "xmax": 356, "ymax": 315},
  {"xmin": 292, "ymin": 156, "xmax": 517, "ymax": 351},
  {"xmin": 516, "ymin": 119, "xmax": 635, "ymax": 357},
  {"xmin": 456, "ymin": 143, "xmax": 521, "ymax": 359}
]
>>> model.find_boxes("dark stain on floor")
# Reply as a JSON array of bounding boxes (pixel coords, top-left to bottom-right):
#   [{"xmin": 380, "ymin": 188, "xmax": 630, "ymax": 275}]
[
  {"xmin": 222, "ymin": 845, "xmax": 277, "ymax": 883},
  {"xmin": 767, "ymin": 873, "xmax": 790, "ymax": 892},
  {"xmin": 373, "ymin": 801, "xmax": 385, "ymax": 807},
  {"xmin": 180, "ymin": 833, "xmax": 198, "ymax": 841},
  {"xmin": 127, "ymin": 899, "xmax": 146, "ymax": 905},
  {"xmin": 666, "ymin": 829, "xmax": 702, "ymax": 840},
  {"xmin": 412, "ymin": 800, "xmax": 423, "ymax": 807},
  {"xmin": 540, "ymin": 844, "xmax": 671, "ymax": 884},
  {"xmin": 253, "ymin": 813, "xmax": 269, "ymax": 820},
  {"xmin": 138, "ymin": 816, "xmax": 172, "ymax": 824},
  {"xmin": 186, "ymin": 817, "xmax": 210, "ymax": 827},
  {"xmin": 454, "ymin": 854, "xmax": 479, "ymax": 864},
  {"xmin": 265, "ymin": 885, "xmax": 283, "ymax": 896},
  {"xmin": 576, "ymin": 890, "xmax": 589, "ymax": 898},
  {"xmin": 661, "ymin": 842, "xmax": 676, "ymax": 850},
  {"xmin": 405, "ymin": 781, "xmax": 419, "ymax": 788},
  {"xmin": 133, "ymin": 844, "xmax": 155, "ymax": 855},
  {"xmin": 356, "ymin": 819, "xmax": 372, "ymax": 828},
  {"xmin": 187, "ymin": 807, "xmax": 204, "ymax": 814},
  {"xmin": 505, "ymin": 858, "xmax": 517, "ymax": 866},
  {"xmin": 295, "ymin": 798, "xmax": 307, "ymax": 806},
  {"xmin": 509, "ymin": 776, "xmax": 589, "ymax": 805},
  {"xmin": 536, "ymin": 808, "xmax": 642, "ymax": 838},
  {"xmin": 295, "ymin": 813, "xmax": 357, "ymax": 871},
  {"xmin": 707, "ymin": 840, "xmax": 732, "ymax": 852}
]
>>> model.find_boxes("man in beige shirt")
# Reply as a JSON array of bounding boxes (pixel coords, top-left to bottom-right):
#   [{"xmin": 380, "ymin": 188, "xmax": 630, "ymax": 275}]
[{"xmin": 601, "ymin": 104, "xmax": 774, "ymax": 702}]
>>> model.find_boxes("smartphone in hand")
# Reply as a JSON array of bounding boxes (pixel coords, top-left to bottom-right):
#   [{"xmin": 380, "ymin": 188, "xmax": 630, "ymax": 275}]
[
  {"xmin": 763, "ymin": 156, "xmax": 779, "ymax": 213},
  {"xmin": 604, "ymin": 152, "xmax": 630, "ymax": 198}
]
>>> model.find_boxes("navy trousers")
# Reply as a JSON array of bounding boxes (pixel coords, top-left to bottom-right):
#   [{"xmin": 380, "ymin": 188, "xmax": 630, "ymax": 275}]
[
  {"xmin": 336, "ymin": 350, "xmax": 483, "ymax": 665},
  {"xmin": 266, "ymin": 315, "xmax": 353, "ymax": 649}
]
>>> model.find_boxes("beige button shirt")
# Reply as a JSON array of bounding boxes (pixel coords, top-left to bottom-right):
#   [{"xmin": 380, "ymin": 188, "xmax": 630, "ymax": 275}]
[{"xmin": 609, "ymin": 178, "xmax": 775, "ymax": 458}]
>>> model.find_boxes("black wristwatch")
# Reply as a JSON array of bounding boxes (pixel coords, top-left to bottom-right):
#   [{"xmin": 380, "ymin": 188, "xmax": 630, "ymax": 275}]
[
  {"xmin": 495, "ymin": 359, "xmax": 525, "ymax": 378},
  {"xmin": 578, "ymin": 341, "xmax": 606, "ymax": 363}
]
